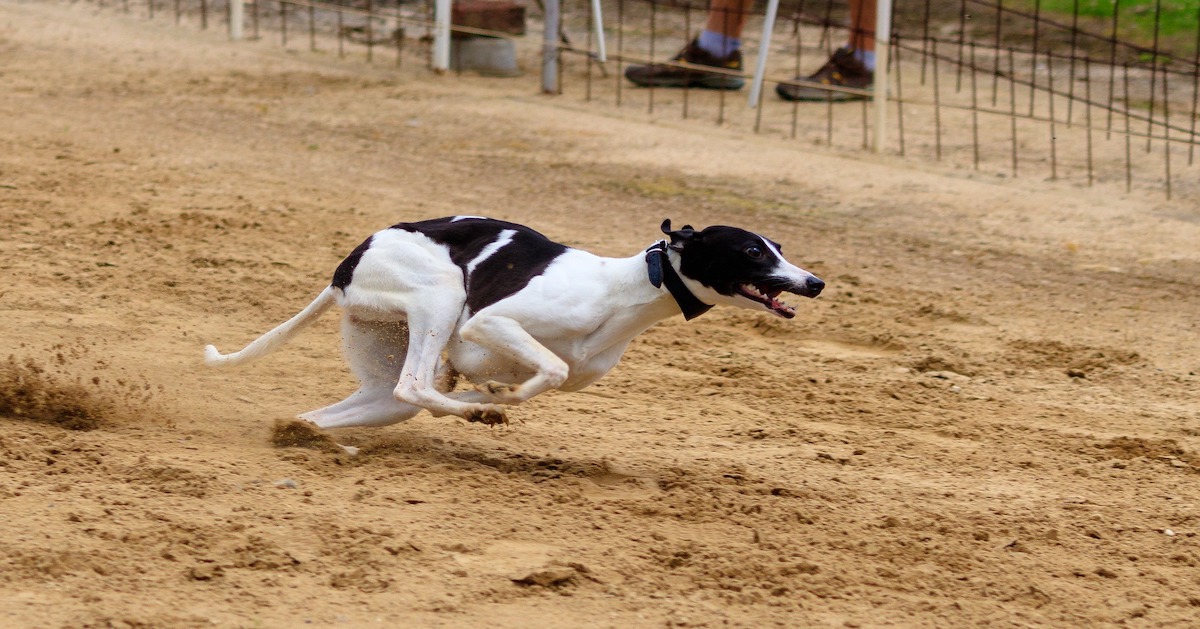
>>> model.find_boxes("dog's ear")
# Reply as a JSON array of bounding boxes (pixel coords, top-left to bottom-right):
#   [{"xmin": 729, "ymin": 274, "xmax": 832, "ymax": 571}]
[{"xmin": 660, "ymin": 219, "xmax": 697, "ymax": 251}]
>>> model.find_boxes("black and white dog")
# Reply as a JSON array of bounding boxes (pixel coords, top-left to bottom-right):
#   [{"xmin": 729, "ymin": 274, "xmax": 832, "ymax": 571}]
[{"xmin": 205, "ymin": 217, "xmax": 824, "ymax": 428}]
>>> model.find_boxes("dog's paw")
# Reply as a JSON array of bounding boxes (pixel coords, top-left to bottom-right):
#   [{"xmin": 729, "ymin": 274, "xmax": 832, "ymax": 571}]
[{"xmin": 464, "ymin": 408, "xmax": 509, "ymax": 427}]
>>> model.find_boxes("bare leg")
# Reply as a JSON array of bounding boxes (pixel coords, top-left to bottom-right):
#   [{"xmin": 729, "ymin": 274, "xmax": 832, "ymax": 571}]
[
  {"xmin": 849, "ymin": 0, "xmax": 877, "ymax": 52},
  {"xmin": 704, "ymin": 0, "xmax": 756, "ymax": 39}
]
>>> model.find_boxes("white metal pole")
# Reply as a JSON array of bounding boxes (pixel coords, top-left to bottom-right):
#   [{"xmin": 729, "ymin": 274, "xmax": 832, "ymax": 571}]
[
  {"xmin": 590, "ymin": 0, "xmax": 607, "ymax": 63},
  {"xmin": 434, "ymin": 0, "xmax": 452, "ymax": 72},
  {"xmin": 542, "ymin": 0, "xmax": 560, "ymax": 92},
  {"xmin": 230, "ymin": 0, "xmax": 244, "ymax": 41},
  {"xmin": 872, "ymin": 0, "xmax": 893, "ymax": 152},
  {"xmin": 748, "ymin": 0, "xmax": 780, "ymax": 109}
]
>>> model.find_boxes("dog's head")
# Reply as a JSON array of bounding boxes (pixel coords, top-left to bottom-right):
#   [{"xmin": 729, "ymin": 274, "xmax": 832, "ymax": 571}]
[{"xmin": 661, "ymin": 219, "xmax": 824, "ymax": 319}]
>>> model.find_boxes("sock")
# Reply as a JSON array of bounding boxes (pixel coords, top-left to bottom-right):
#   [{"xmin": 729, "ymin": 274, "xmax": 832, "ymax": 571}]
[
  {"xmin": 697, "ymin": 29, "xmax": 740, "ymax": 59},
  {"xmin": 852, "ymin": 48, "xmax": 877, "ymax": 72}
]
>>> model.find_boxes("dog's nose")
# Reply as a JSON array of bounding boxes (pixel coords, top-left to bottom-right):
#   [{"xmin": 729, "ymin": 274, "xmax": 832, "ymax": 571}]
[{"xmin": 805, "ymin": 277, "xmax": 825, "ymax": 297}]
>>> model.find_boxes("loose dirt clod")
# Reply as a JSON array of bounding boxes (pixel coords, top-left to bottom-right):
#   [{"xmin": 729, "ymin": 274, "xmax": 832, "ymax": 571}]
[
  {"xmin": 0, "ymin": 355, "xmax": 110, "ymax": 430},
  {"xmin": 512, "ymin": 564, "xmax": 578, "ymax": 588},
  {"xmin": 270, "ymin": 418, "xmax": 344, "ymax": 453}
]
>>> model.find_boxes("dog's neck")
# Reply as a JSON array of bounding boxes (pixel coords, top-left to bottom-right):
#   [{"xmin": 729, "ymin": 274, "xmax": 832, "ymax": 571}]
[{"xmin": 644, "ymin": 241, "xmax": 712, "ymax": 321}]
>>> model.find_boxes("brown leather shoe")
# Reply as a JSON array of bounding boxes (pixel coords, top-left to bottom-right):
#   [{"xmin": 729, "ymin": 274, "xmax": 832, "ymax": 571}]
[
  {"xmin": 776, "ymin": 47, "xmax": 873, "ymax": 101},
  {"xmin": 625, "ymin": 38, "xmax": 745, "ymax": 90}
]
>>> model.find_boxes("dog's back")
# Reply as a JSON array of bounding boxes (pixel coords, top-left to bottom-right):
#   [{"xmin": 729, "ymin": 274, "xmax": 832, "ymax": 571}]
[{"xmin": 335, "ymin": 216, "xmax": 570, "ymax": 315}]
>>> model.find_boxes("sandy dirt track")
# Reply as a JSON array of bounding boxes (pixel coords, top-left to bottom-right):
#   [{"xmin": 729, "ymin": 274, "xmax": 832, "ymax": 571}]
[{"xmin": 2, "ymin": 1, "xmax": 1200, "ymax": 627}]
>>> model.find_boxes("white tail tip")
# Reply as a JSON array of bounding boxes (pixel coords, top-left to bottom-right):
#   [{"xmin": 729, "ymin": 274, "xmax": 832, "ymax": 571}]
[{"xmin": 204, "ymin": 345, "xmax": 226, "ymax": 366}]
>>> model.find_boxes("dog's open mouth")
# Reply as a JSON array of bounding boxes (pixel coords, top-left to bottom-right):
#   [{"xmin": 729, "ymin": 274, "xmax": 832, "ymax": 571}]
[{"xmin": 737, "ymin": 283, "xmax": 796, "ymax": 319}]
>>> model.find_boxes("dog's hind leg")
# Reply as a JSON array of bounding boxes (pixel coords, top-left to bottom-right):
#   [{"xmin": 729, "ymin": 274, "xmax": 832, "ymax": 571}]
[
  {"xmin": 339, "ymin": 238, "xmax": 500, "ymax": 422},
  {"xmin": 300, "ymin": 316, "xmax": 421, "ymax": 429},
  {"xmin": 393, "ymin": 299, "xmax": 504, "ymax": 422},
  {"xmin": 300, "ymin": 389, "xmax": 421, "ymax": 428}
]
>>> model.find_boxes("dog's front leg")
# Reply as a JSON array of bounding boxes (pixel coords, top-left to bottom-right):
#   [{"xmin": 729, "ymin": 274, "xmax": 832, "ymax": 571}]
[{"xmin": 458, "ymin": 315, "xmax": 569, "ymax": 404}]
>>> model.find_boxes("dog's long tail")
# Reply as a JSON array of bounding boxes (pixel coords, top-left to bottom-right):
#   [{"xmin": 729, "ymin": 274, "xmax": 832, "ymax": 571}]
[{"xmin": 204, "ymin": 286, "xmax": 337, "ymax": 368}]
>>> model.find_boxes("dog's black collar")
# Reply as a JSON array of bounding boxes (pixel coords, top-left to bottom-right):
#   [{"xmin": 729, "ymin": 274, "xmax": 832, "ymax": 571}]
[{"xmin": 645, "ymin": 241, "xmax": 713, "ymax": 321}]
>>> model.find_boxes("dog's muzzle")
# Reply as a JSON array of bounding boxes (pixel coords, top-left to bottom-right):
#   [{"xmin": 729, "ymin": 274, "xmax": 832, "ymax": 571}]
[
  {"xmin": 796, "ymin": 276, "xmax": 825, "ymax": 298},
  {"xmin": 737, "ymin": 275, "xmax": 823, "ymax": 319}
]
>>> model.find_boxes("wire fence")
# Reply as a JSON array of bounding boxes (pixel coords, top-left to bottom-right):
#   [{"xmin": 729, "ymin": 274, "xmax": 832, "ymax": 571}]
[{"xmin": 81, "ymin": 0, "xmax": 1200, "ymax": 199}]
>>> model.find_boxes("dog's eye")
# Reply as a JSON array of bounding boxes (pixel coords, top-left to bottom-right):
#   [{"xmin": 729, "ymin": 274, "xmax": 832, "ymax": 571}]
[{"xmin": 745, "ymin": 246, "xmax": 764, "ymax": 259}]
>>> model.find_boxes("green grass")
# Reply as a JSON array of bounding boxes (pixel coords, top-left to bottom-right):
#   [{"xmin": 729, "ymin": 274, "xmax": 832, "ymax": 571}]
[{"xmin": 1027, "ymin": 0, "xmax": 1199, "ymax": 58}]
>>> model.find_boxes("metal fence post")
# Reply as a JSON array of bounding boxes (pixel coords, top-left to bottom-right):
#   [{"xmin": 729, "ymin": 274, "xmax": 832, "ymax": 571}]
[
  {"xmin": 542, "ymin": 0, "xmax": 560, "ymax": 93},
  {"xmin": 230, "ymin": 0, "xmax": 244, "ymax": 40},
  {"xmin": 590, "ymin": 0, "xmax": 607, "ymax": 62},
  {"xmin": 872, "ymin": 0, "xmax": 893, "ymax": 152},
  {"xmin": 748, "ymin": 0, "xmax": 780, "ymax": 109},
  {"xmin": 434, "ymin": 0, "xmax": 451, "ymax": 71}
]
